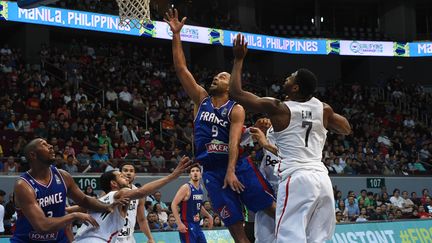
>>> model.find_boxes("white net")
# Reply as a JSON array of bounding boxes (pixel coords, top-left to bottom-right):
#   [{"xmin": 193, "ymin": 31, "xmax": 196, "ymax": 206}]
[{"xmin": 116, "ymin": 0, "xmax": 151, "ymax": 29}]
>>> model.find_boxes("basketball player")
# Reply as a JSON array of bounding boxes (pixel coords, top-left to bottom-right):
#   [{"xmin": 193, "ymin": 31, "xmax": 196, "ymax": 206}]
[
  {"xmin": 241, "ymin": 118, "xmax": 279, "ymax": 243},
  {"xmin": 164, "ymin": 9, "xmax": 276, "ymax": 243},
  {"xmin": 72, "ymin": 156, "xmax": 191, "ymax": 243},
  {"xmin": 229, "ymin": 34, "xmax": 351, "ymax": 242},
  {"xmin": 171, "ymin": 164, "xmax": 213, "ymax": 243},
  {"xmin": 11, "ymin": 138, "xmax": 127, "ymax": 243},
  {"xmin": 117, "ymin": 162, "xmax": 155, "ymax": 243}
]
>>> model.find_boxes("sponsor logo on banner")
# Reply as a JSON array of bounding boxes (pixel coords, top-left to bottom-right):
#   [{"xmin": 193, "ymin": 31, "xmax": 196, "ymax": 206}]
[{"xmin": 340, "ymin": 40, "xmax": 394, "ymax": 56}]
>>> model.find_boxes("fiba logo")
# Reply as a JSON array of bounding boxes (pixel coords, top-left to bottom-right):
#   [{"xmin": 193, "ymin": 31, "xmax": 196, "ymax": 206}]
[{"xmin": 350, "ymin": 41, "xmax": 361, "ymax": 53}]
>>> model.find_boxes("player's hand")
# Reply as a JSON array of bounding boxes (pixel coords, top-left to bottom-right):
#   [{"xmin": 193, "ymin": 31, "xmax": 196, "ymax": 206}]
[
  {"xmin": 73, "ymin": 212, "xmax": 99, "ymax": 228},
  {"xmin": 171, "ymin": 156, "xmax": 192, "ymax": 178},
  {"xmin": 233, "ymin": 33, "xmax": 248, "ymax": 60},
  {"xmin": 107, "ymin": 197, "xmax": 130, "ymax": 213},
  {"xmin": 178, "ymin": 222, "xmax": 188, "ymax": 233},
  {"xmin": 249, "ymin": 127, "xmax": 268, "ymax": 147},
  {"xmin": 164, "ymin": 8, "xmax": 187, "ymax": 34},
  {"xmin": 223, "ymin": 171, "xmax": 245, "ymax": 193},
  {"xmin": 254, "ymin": 118, "xmax": 271, "ymax": 133},
  {"xmin": 207, "ymin": 215, "xmax": 214, "ymax": 229}
]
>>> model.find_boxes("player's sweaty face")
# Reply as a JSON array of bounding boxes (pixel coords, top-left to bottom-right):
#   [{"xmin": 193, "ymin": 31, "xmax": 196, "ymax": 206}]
[{"xmin": 209, "ymin": 72, "xmax": 230, "ymax": 94}]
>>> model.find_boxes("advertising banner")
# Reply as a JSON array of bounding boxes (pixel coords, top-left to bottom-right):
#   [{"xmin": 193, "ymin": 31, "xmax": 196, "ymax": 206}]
[
  {"xmin": 223, "ymin": 30, "xmax": 328, "ymax": 55},
  {"xmin": 2, "ymin": 1, "xmax": 432, "ymax": 57},
  {"xmin": 409, "ymin": 42, "xmax": 432, "ymax": 57},
  {"xmin": 340, "ymin": 40, "xmax": 394, "ymax": 56}
]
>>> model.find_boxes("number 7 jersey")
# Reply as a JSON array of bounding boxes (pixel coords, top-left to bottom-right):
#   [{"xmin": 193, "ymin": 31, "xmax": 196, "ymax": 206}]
[{"xmin": 274, "ymin": 97, "xmax": 328, "ymax": 180}]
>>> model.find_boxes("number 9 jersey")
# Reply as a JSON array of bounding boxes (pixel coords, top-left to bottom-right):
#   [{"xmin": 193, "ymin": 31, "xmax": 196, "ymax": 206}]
[{"xmin": 194, "ymin": 97, "xmax": 246, "ymax": 171}]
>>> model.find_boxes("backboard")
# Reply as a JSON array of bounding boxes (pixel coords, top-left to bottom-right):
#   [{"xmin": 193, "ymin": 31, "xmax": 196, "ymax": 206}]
[{"xmin": 17, "ymin": 0, "xmax": 59, "ymax": 9}]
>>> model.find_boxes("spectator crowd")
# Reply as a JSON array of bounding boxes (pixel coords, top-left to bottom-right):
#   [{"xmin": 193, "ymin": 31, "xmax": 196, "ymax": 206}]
[{"xmin": 1, "ymin": 32, "xmax": 432, "ymax": 234}]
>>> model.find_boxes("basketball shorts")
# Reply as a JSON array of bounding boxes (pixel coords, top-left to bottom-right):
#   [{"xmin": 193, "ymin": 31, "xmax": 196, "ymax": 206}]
[
  {"xmin": 203, "ymin": 158, "xmax": 275, "ymax": 227},
  {"xmin": 179, "ymin": 222, "xmax": 206, "ymax": 243}
]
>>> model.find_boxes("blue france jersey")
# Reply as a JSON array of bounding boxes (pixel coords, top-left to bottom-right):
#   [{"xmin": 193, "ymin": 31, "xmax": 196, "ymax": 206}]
[
  {"xmin": 194, "ymin": 97, "xmax": 238, "ymax": 171},
  {"xmin": 180, "ymin": 183, "xmax": 204, "ymax": 224},
  {"xmin": 11, "ymin": 165, "xmax": 68, "ymax": 243}
]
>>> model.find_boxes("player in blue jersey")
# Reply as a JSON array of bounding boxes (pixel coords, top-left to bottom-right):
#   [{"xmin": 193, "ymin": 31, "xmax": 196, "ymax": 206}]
[
  {"xmin": 171, "ymin": 164, "xmax": 213, "ymax": 243},
  {"xmin": 165, "ymin": 9, "xmax": 276, "ymax": 243},
  {"xmin": 11, "ymin": 138, "xmax": 128, "ymax": 243}
]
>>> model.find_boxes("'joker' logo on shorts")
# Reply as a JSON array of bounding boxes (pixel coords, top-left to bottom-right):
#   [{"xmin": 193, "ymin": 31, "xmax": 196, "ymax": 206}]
[
  {"xmin": 205, "ymin": 139, "xmax": 229, "ymax": 154},
  {"xmin": 219, "ymin": 206, "xmax": 231, "ymax": 219},
  {"xmin": 29, "ymin": 231, "xmax": 58, "ymax": 241}
]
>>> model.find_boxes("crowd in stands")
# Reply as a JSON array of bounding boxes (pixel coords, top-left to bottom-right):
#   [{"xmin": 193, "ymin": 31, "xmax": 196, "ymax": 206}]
[{"xmin": 1, "ymin": 36, "xmax": 432, "ymax": 176}]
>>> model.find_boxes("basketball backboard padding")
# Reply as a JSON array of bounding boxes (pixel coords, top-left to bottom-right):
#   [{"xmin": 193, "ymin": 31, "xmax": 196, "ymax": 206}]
[{"xmin": 18, "ymin": 0, "xmax": 59, "ymax": 9}]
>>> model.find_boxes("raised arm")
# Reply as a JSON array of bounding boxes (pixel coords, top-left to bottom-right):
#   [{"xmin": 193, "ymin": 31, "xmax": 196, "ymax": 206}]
[
  {"xmin": 171, "ymin": 184, "xmax": 189, "ymax": 233},
  {"xmin": 13, "ymin": 180, "xmax": 98, "ymax": 233},
  {"xmin": 229, "ymin": 34, "xmax": 285, "ymax": 114},
  {"xmin": 60, "ymin": 170, "xmax": 115, "ymax": 212},
  {"xmin": 164, "ymin": 9, "xmax": 208, "ymax": 104},
  {"xmin": 223, "ymin": 104, "xmax": 246, "ymax": 193},
  {"xmin": 136, "ymin": 199, "xmax": 155, "ymax": 243},
  {"xmin": 200, "ymin": 205, "xmax": 213, "ymax": 229},
  {"xmin": 116, "ymin": 156, "xmax": 191, "ymax": 201},
  {"xmin": 323, "ymin": 103, "xmax": 351, "ymax": 135}
]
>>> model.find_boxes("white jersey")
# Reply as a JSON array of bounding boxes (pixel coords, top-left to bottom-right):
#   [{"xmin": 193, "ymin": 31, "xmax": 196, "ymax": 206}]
[
  {"xmin": 75, "ymin": 191, "xmax": 126, "ymax": 243},
  {"xmin": 274, "ymin": 97, "xmax": 327, "ymax": 180},
  {"xmin": 116, "ymin": 185, "xmax": 139, "ymax": 243},
  {"xmin": 259, "ymin": 126, "xmax": 280, "ymax": 194}
]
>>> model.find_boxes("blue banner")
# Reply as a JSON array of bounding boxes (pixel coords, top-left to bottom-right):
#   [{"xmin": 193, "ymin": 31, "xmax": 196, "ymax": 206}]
[
  {"xmin": 409, "ymin": 42, "xmax": 432, "ymax": 57},
  {"xmin": 223, "ymin": 30, "xmax": 328, "ymax": 55},
  {"xmin": 1, "ymin": 1, "xmax": 432, "ymax": 57}
]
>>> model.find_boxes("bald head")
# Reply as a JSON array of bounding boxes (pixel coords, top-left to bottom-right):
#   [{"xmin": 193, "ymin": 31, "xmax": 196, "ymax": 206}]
[
  {"xmin": 23, "ymin": 138, "xmax": 55, "ymax": 165},
  {"xmin": 24, "ymin": 139, "xmax": 41, "ymax": 160}
]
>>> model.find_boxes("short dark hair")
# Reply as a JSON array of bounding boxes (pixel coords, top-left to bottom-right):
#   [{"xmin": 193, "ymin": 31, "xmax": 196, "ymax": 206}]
[
  {"xmin": 119, "ymin": 162, "xmax": 136, "ymax": 171},
  {"xmin": 393, "ymin": 188, "xmax": 400, "ymax": 194},
  {"xmin": 189, "ymin": 164, "xmax": 201, "ymax": 173},
  {"xmin": 100, "ymin": 170, "xmax": 117, "ymax": 194},
  {"xmin": 0, "ymin": 190, "xmax": 5, "ymax": 197},
  {"xmin": 293, "ymin": 68, "xmax": 317, "ymax": 98}
]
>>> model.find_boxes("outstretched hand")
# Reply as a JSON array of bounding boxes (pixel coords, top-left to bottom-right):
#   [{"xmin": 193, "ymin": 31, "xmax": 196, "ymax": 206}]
[
  {"xmin": 233, "ymin": 33, "xmax": 248, "ymax": 60},
  {"xmin": 171, "ymin": 156, "xmax": 193, "ymax": 178},
  {"xmin": 163, "ymin": 8, "xmax": 187, "ymax": 34}
]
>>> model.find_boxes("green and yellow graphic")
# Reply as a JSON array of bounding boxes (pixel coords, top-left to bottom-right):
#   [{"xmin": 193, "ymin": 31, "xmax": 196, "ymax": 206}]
[
  {"xmin": 209, "ymin": 28, "xmax": 223, "ymax": 45},
  {"xmin": 326, "ymin": 40, "xmax": 340, "ymax": 55},
  {"xmin": 394, "ymin": 42, "xmax": 409, "ymax": 57},
  {"xmin": 139, "ymin": 20, "xmax": 156, "ymax": 37},
  {"xmin": 0, "ymin": 1, "xmax": 8, "ymax": 21}
]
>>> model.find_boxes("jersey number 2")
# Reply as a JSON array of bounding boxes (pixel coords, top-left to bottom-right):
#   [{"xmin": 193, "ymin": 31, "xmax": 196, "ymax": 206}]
[{"xmin": 302, "ymin": 121, "xmax": 313, "ymax": 147}]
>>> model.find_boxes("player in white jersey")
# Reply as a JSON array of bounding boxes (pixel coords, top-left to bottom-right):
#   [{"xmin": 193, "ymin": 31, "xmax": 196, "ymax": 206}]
[
  {"xmin": 70, "ymin": 156, "xmax": 192, "ymax": 243},
  {"xmin": 229, "ymin": 34, "xmax": 351, "ymax": 243},
  {"xmin": 241, "ymin": 118, "xmax": 279, "ymax": 243},
  {"xmin": 118, "ymin": 163, "xmax": 155, "ymax": 243}
]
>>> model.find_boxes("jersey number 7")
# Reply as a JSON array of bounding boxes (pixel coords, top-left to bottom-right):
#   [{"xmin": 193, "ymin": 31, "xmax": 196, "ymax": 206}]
[{"xmin": 302, "ymin": 121, "xmax": 313, "ymax": 147}]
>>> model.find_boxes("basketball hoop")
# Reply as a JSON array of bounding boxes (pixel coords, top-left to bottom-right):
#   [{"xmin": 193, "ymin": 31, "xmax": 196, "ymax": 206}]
[{"xmin": 116, "ymin": 0, "xmax": 151, "ymax": 29}]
